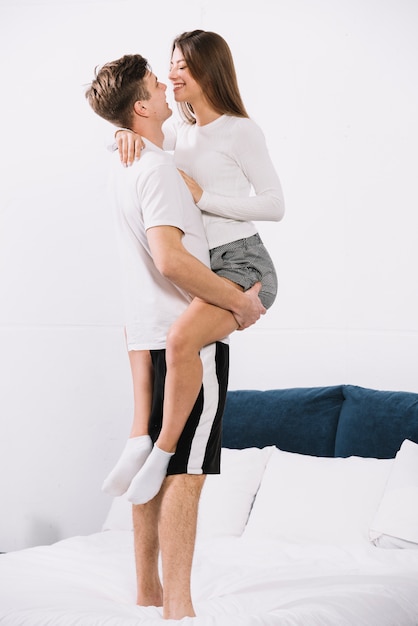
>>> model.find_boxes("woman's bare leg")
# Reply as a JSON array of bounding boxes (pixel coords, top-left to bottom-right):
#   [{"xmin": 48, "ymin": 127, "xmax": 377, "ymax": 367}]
[
  {"xmin": 128, "ymin": 349, "xmax": 154, "ymax": 437},
  {"xmin": 102, "ymin": 350, "xmax": 154, "ymax": 496},
  {"xmin": 158, "ymin": 298, "xmax": 238, "ymax": 451},
  {"xmin": 127, "ymin": 281, "xmax": 241, "ymax": 504}
]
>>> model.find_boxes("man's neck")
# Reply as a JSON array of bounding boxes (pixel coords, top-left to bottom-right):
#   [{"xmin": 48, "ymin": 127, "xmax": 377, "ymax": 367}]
[{"xmin": 132, "ymin": 123, "xmax": 164, "ymax": 149}]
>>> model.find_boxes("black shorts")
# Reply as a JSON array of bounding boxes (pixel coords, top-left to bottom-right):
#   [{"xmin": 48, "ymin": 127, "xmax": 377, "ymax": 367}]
[{"xmin": 149, "ymin": 342, "xmax": 229, "ymax": 475}]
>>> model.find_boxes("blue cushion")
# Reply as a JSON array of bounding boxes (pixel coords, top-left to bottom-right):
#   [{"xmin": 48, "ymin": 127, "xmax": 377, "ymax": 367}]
[
  {"xmin": 335, "ymin": 385, "xmax": 418, "ymax": 458},
  {"xmin": 222, "ymin": 386, "xmax": 344, "ymax": 456}
]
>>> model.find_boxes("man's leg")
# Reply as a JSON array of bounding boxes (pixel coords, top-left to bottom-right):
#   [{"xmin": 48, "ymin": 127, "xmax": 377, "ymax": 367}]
[
  {"xmin": 131, "ymin": 343, "xmax": 227, "ymax": 617},
  {"xmin": 158, "ymin": 474, "xmax": 205, "ymax": 620},
  {"xmin": 132, "ymin": 492, "xmax": 164, "ymax": 607}
]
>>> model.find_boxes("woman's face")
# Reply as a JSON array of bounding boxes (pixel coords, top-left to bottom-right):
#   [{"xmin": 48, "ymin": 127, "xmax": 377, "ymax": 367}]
[{"xmin": 168, "ymin": 46, "xmax": 203, "ymax": 105}]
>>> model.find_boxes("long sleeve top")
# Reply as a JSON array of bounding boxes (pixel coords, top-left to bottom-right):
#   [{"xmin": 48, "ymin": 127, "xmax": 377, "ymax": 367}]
[{"xmin": 163, "ymin": 115, "xmax": 285, "ymax": 249}]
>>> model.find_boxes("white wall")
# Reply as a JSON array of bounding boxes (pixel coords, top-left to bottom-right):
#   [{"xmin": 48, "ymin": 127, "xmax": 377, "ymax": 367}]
[{"xmin": 1, "ymin": 0, "xmax": 417, "ymax": 551}]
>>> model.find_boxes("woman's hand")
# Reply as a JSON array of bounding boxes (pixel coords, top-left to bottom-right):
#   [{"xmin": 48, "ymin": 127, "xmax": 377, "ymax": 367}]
[
  {"xmin": 115, "ymin": 129, "xmax": 144, "ymax": 166},
  {"xmin": 178, "ymin": 169, "xmax": 203, "ymax": 203}
]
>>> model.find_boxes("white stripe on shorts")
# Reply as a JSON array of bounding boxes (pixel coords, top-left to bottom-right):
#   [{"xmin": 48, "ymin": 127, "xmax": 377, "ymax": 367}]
[{"xmin": 187, "ymin": 343, "xmax": 220, "ymax": 473}]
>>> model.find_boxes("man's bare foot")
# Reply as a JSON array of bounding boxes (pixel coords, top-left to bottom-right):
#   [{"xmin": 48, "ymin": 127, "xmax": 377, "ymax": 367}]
[
  {"xmin": 137, "ymin": 579, "xmax": 163, "ymax": 607},
  {"xmin": 163, "ymin": 601, "xmax": 196, "ymax": 620}
]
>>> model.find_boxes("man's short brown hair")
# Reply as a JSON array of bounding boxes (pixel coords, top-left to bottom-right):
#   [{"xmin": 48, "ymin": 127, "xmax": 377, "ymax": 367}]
[{"xmin": 85, "ymin": 54, "xmax": 151, "ymax": 128}]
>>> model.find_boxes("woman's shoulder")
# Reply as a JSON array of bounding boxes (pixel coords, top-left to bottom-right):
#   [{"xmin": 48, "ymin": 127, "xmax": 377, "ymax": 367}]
[
  {"xmin": 222, "ymin": 116, "xmax": 266, "ymax": 145},
  {"xmin": 224, "ymin": 115, "xmax": 263, "ymax": 133}
]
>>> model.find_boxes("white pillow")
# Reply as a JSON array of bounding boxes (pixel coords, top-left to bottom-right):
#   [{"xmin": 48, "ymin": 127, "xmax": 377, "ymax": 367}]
[
  {"xmin": 196, "ymin": 446, "xmax": 274, "ymax": 538},
  {"xmin": 102, "ymin": 446, "xmax": 274, "ymax": 538},
  {"xmin": 102, "ymin": 491, "xmax": 132, "ymax": 532},
  {"xmin": 369, "ymin": 439, "xmax": 418, "ymax": 548},
  {"xmin": 244, "ymin": 447, "xmax": 393, "ymax": 545}
]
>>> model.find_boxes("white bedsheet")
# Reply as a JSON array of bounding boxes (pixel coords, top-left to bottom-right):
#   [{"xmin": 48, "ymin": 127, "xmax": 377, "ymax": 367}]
[{"xmin": 1, "ymin": 530, "xmax": 418, "ymax": 625}]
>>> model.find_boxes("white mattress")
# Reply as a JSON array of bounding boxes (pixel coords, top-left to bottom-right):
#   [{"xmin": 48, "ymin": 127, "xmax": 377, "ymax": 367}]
[{"xmin": 1, "ymin": 530, "xmax": 418, "ymax": 625}]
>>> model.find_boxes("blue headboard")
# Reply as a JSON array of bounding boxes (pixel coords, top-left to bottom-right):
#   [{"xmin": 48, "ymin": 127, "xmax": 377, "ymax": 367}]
[{"xmin": 222, "ymin": 385, "xmax": 418, "ymax": 459}]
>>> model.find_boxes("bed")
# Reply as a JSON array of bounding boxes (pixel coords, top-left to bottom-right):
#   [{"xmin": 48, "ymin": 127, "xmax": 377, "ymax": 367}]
[{"xmin": 2, "ymin": 384, "xmax": 418, "ymax": 625}]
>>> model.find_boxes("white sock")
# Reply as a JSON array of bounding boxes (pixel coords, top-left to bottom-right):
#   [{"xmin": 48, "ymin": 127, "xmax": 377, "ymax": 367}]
[
  {"xmin": 102, "ymin": 435, "xmax": 152, "ymax": 497},
  {"xmin": 126, "ymin": 445, "xmax": 174, "ymax": 505}
]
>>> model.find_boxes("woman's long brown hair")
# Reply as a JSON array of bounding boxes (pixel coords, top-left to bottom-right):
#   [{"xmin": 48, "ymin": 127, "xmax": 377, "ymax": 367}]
[{"xmin": 172, "ymin": 30, "xmax": 249, "ymax": 124}]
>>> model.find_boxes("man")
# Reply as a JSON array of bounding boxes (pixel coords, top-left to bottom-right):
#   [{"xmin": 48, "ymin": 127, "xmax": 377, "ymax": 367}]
[{"xmin": 85, "ymin": 54, "xmax": 263, "ymax": 620}]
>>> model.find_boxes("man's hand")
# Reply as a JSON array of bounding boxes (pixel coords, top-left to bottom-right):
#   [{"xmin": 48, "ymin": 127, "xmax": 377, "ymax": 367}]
[
  {"xmin": 147, "ymin": 226, "xmax": 266, "ymax": 332},
  {"xmin": 115, "ymin": 129, "xmax": 143, "ymax": 166},
  {"xmin": 233, "ymin": 282, "xmax": 266, "ymax": 330}
]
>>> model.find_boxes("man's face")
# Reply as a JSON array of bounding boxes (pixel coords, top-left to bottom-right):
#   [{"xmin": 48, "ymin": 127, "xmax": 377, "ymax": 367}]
[{"xmin": 143, "ymin": 72, "xmax": 172, "ymax": 122}]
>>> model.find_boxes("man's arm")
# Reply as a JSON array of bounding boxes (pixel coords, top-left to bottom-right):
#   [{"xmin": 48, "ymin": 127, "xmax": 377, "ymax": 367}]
[{"xmin": 146, "ymin": 225, "xmax": 265, "ymax": 329}]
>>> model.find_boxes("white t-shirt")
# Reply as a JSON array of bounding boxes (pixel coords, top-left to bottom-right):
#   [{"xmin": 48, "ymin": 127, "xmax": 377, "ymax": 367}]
[
  {"xmin": 110, "ymin": 139, "xmax": 210, "ymax": 350},
  {"xmin": 163, "ymin": 115, "xmax": 284, "ymax": 249}
]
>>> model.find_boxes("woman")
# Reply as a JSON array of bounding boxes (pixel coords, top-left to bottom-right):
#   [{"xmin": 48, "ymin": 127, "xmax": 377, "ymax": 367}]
[{"xmin": 104, "ymin": 30, "xmax": 285, "ymax": 505}]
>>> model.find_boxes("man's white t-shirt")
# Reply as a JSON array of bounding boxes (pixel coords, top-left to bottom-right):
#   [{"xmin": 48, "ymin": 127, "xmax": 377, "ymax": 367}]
[{"xmin": 110, "ymin": 139, "xmax": 210, "ymax": 351}]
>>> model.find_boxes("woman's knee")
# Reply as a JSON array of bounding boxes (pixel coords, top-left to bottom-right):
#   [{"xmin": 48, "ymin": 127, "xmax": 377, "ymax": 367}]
[{"xmin": 166, "ymin": 323, "xmax": 198, "ymax": 363}]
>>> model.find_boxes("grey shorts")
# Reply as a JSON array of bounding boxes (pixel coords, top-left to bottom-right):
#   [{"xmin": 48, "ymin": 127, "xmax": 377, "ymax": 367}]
[{"xmin": 210, "ymin": 233, "xmax": 277, "ymax": 309}]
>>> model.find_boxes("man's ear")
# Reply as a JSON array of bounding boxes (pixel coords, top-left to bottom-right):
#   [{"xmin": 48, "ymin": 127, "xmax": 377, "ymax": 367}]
[{"xmin": 134, "ymin": 101, "xmax": 149, "ymax": 118}]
